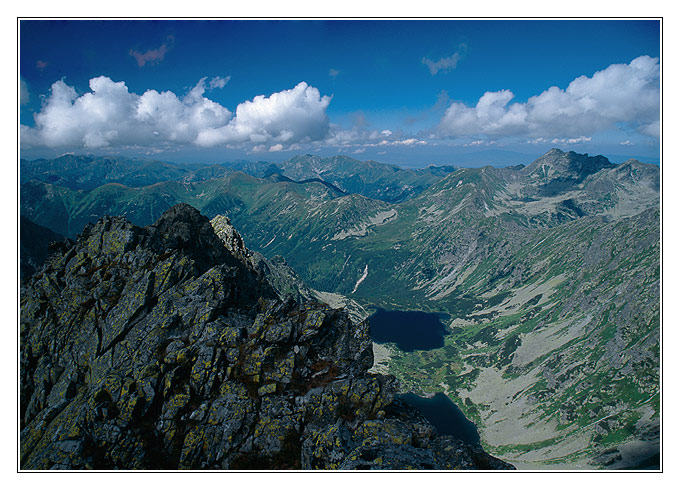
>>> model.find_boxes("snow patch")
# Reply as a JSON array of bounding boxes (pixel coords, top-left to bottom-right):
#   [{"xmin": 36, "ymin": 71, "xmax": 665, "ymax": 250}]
[
  {"xmin": 351, "ymin": 265, "xmax": 369, "ymax": 294},
  {"xmin": 263, "ymin": 235, "xmax": 276, "ymax": 248}
]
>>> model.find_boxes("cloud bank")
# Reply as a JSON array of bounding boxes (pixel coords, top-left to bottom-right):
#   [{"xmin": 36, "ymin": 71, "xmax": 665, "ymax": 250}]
[
  {"xmin": 437, "ymin": 55, "xmax": 660, "ymax": 140},
  {"xmin": 20, "ymin": 55, "xmax": 660, "ymax": 156},
  {"xmin": 21, "ymin": 77, "xmax": 332, "ymax": 151}
]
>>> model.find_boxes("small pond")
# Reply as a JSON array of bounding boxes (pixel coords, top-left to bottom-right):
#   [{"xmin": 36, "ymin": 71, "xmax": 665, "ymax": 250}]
[
  {"xmin": 397, "ymin": 392, "xmax": 480, "ymax": 445},
  {"xmin": 367, "ymin": 308, "xmax": 449, "ymax": 351}
]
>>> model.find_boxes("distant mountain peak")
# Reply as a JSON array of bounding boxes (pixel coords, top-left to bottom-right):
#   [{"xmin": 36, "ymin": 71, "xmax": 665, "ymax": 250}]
[
  {"xmin": 621, "ymin": 158, "xmax": 644, "ymax": 167},
  {"xmin": 524, "ymin": 148, "xmax": 615, "ymax": 181}
]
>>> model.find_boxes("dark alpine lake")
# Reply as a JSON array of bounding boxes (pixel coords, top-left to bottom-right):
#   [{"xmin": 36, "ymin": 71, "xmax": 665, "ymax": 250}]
[
  {"xmin": 397, "ymin": 392, "xmax": 480, "ymax": 445},
  {"xmin": 367, "ymin": 308, "xmax": 449, "ymax": 351}
]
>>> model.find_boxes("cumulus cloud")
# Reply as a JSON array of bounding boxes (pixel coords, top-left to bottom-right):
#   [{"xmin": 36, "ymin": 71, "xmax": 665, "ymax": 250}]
[
  {"xmin": 130, "ymin": 37, "xmax": 173, "ymax": 67},
  {"xmin": 437, "ymin": 55, "xmax": 660, "ymax": 140},
  {"xmin": 21, "ymin": 76, "xmax": 332, "ymax": 152},
  {"xmin": 195, "ymin": 82, "xmax": 331, "ymax": 147},
  {"xmin": 422, "ymin": 45, "xmax": 466, "ymax": 75},
  {"xmin": 22, "ymin": 76, "xmax": 230, "ymax": 149}
]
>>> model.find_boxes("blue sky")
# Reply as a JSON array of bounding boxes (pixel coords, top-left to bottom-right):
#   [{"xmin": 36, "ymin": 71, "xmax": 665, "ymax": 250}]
[{"xmin": 19, "ymin": 19, "xmax": 661, "ymax": 166}]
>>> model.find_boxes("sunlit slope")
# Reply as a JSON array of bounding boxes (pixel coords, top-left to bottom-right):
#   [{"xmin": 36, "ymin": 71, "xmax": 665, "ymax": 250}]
[{"xmin": 382, "ymin": 207, "xmax": 659, "ymax": 467}]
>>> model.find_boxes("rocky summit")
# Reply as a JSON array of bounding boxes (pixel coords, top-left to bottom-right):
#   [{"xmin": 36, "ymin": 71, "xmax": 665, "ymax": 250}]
[{"xmin": 20, "ymin": 203, "xmax": 513, "ymax": 470}]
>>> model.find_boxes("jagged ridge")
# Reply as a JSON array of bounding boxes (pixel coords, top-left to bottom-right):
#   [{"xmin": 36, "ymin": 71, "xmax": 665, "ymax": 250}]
[{"xmin": 20, "ymin": 204, "xmax": 513, "ymax": 470}]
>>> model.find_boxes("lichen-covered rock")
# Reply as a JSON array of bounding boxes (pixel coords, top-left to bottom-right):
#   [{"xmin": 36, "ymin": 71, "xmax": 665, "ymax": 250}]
[
  {"xmin": 210, "ymin": 214, "xmax": 315, "ymax": 304},
  {"xmin": 20, "ymin": 204, "xmax": 513, "ymax": 470}
]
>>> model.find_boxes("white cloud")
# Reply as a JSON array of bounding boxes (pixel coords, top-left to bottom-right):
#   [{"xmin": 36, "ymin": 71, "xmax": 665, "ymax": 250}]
[
  {"xmin": 22, "ymin": 76, "xmax": 230, "ymax": 149},
  {"xmin": 437, "ymin": 55, "xmax": 660, "ymax": 140},
  {"xmin": 322, "ymin": 121, "xmax": 432, "ymax": 154},
  {"xmin": 422, "ymin": 45, "xmax": 466, "ymax": 75},
  {"xmin": 322, "ymin": 124, "xmax": 386, "ymax": 147},
  {"xmin": 21, "ymin": 77, "xmax": 332, "ymax": 151},
  {"xmin": 208, "ymin": 76, "xmax": 231, "ymax": 90},
  {"xmin": 551, "ymin": 136, "xmax": 591, "ymax": 144},
  {"xmin": 620, "ymin": 140, "xmax": 632, "ymax": 145},
  {"xmin": 195, "ymin": 82, "xmax": 331, "ymax": 148},
  {"xmin": 381, "ymin": 138, "xmax": 426, "ymax": 146}
]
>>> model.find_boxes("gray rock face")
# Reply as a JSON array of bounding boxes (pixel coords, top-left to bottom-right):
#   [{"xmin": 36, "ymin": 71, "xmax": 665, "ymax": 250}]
[
  {"xmin": 210, "ymin": 214, "xmax": 315, "ymax": 303},
  {"xmin": 20, "ymin": 204, "xmax": 513, "ymax": 470}
]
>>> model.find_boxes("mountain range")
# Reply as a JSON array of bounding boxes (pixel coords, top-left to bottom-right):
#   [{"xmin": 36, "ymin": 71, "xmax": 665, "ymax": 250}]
[{"xmin": 20, "ymin": 149, "xmax": 660, "ymax": 469}]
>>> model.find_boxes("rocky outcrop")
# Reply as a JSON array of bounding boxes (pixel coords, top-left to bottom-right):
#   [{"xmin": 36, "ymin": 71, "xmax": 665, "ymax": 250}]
[
  {"xmin": 20, "ymin": 204, "xmax": 513, "ymax": 470},
  {"xmin": 522, "ymin": 148, "xmax": 616, "ymax": 181},
  {"xmin": 210, "ymin": 215, "xmax": 315, "ymax": 303}
]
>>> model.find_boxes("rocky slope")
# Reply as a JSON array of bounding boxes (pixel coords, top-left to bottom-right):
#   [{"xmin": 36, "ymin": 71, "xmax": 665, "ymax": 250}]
[
  {"xmin": 210, "ymin": 214, "xmax": 316, "ymax": 304},
  {"xmin": 20, "ymin": 204, "xmax": 513, "ymax": 470}
]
